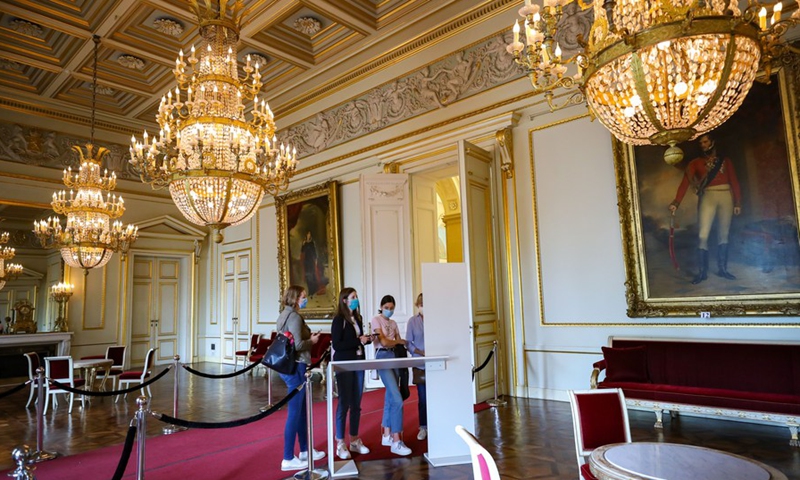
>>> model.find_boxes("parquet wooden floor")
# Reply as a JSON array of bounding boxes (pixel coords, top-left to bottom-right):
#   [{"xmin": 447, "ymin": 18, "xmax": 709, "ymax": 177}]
[{"xmin": 1, "ymin": 363, "xmax": 798, "ymax": 479}]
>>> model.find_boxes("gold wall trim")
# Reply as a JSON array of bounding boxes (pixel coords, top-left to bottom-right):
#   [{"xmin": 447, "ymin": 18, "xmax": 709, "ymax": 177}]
[
  {"xmin": 0, "ymin": 198, "xmax": 52, "ymax": 209},
  {"xmin": 276, "ymin": 0, "xmax": 518, "ymax": 117},
  {"xmin": 0, "ymin": 97, "xmax": 141, "ymax": 136},
  {"xmin": 296, "ymin": 89, "xmax": 537, "ymax": 176},
  {"xmin": 500, "ymin": 150, "xmax": 519, "ymax": 388}
]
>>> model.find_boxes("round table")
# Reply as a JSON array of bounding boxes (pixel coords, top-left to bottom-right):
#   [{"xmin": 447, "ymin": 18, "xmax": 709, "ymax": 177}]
[
  {"xmin": 589, "ymin": 442, "xmax": 788, "ymax": 480},
  {"xmin": 73, "ymin": 358, "xmax": 113, "ymax": 392}
]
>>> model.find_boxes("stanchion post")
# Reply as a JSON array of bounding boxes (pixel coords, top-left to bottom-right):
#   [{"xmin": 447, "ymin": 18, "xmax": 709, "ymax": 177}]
[
  {"xmin": 486, "ymin": 341, "xmax": 507, "ymax": 407},
  {"xmin": 136, "ymin": 396, "xmax": 148, "ymax": 480},
  {"xmin": 9, "ymin": 445, "xmax": 36, "ymax": 480},
  {"xmin": 163, "ymin": 355, "xmax": 187, "ymax": 435},
  {"xmin": 31, "ymin": 367, "xmax": 57, "ymax": 463},
  {"xmin": 294, "ymin": 369, "xmax": 328, "ymax": 480}
]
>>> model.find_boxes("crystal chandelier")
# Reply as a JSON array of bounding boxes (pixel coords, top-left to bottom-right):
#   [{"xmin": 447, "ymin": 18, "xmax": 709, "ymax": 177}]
[
  {"xmin": 0, "ymin": 231, "xmax": 23, "ymax": 290},
  {"xmin": 507, "ymin": 0, "xmax": 800, "ymax": 163},
  {"xmin": 130, "ymin": 0, "xmax": 298, "ymax": 243},
  {"xmin": 33, "ymin": 36, "xmax": 139, "ymax": 271}
]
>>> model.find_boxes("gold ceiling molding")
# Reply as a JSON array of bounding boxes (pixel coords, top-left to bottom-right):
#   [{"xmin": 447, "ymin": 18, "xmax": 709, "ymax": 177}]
[
  {"xmin": 275, "ymin": 0, "xmax": 519, "ymax": 117},
  {"xmin": 0, "ymin": 97, "xmax": 141, "ymax": 136},
  {"xmin": 280, "ymin": 28, "xmax": 524, "ymax": 159}
]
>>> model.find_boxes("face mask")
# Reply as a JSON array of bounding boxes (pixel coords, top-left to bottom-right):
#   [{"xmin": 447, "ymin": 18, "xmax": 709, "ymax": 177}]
[
  {"xmin": 382, "ymin": 309, "xmax": 394, "ymax": 318},
  {"xmin": 299, "ymin": 297, "xmax": 308, "ymax": 309},
  {"xmin": 348, "ymin": 298, "xmax": 359, "ymax": 311},
  {"xmin": 418, "ymin": 307, "xmax": 423, "ymax": 315}
]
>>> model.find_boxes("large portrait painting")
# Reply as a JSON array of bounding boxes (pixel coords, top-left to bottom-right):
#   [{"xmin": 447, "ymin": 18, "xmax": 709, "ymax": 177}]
[
  {"xmin": 276, "ymin": 181, "xmax": 341, "ymax": 318},
  {"xmin": 616, "ymin": 59, "xmax": 800, "ymax": 317}
]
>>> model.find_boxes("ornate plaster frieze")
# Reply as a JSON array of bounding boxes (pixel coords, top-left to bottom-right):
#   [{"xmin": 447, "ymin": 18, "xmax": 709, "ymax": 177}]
[
  {"xmin": 118, "ymin": 55, "xmax": 145, "ymax": 70},
  {"xmin": 294, "ymin": 17, "xmax": 321, "ymax": 36},
  {"xmin": 249, "ymin": 54, "xmax": 268, "ymax": 68},
  {"xmin": 153, "ymin": 18, "xmax": 184, "ymax": 37},
  {"xmin": 278, "ymin": 32, "xmax": 523, "ymax": 158},
  {"xmin": 88, "ymin": 84, "xmax": 115, "ymax": 96},
  {"xmin": 10, "ymin": 19, "xmax": 44, "ymax": 39},
  {"xmin": 0, "ymin": 122, "xmax": 136, "ymax": 180}
]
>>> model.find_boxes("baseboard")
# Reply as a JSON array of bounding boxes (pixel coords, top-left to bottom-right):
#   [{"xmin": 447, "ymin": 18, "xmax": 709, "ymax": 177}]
[{"xmin": 524, "ymin": 387, "xmax": 569, "ymax": 402}]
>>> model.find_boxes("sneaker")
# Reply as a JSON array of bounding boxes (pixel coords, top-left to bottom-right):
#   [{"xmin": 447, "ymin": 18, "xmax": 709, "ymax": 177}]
[
  {"xmin": 381, "ymin": 434, "xmax": 392, "ymax": 446},
  {"xmin": 417, "ymin": 427, "xmax": 428, "ymax": 441},
  {"xmin": 281, "ymin": 457, "xmax": 305, "ymax": 471},
  {"xmin": 298, "ymin": 449, "xmax": 325, "ymax": 461},
  {"xmin": 391, "ymin": 440, "xmax": 411, "ymax": 456},
  {"xmin": 336, "ymin": 442, "xmax": 351, "ymax": 460},
  {"xmin": 349, "ymin": 438, "xmax": 370, "ymax": 454}
]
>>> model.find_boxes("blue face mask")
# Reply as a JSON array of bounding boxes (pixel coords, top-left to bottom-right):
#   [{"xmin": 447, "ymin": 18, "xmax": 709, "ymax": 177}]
[
  {"xmin": 348, "ymin": 298, "xmax": 359, "ymax": 311},
  {"xmin": 299, "ymin": 297, "xmax": 308, "ymax": 309},
  {"xmin": 382, "ymin": 309, "xmax": 394, "ymax": 318}
]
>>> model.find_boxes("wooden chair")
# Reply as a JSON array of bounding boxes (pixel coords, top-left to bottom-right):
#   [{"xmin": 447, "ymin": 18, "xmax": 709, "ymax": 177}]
[
  {"xmin": 234, "ymin": 334, "xmax": 262, "ymax": 370},
  {"xmin": 116, "ymin": 348, "xmax": 155, "ymax": 403},
  {"xmin": 455, "ymin": 425, "xmax": 501, "ymax": 480},
  {"xmin": 248, "ymin": 337, "xmax": 272, "ymax": 376},
  {"xmin": 96, "ymin": 345, "xmax": 127, "ymax": 391},
  {"xmin": 568, "ymin": 388, "xmax": 631, "ymax": 480},
  {"xmin": 44, "ymin": 356, "xmax": 85, "ymax": 414},
  {"xmin": 23, "ymin": 352, "xmax": 40, "ymax": 408}
]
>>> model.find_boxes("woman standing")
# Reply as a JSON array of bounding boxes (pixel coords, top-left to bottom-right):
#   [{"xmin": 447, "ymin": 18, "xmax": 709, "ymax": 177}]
[
  {"xmin": 331, "ymin": 287, "xmax": 371, "ymax": 460},
  {"xmin": 277, "ymin": 285, "xmax": 326, "ymax": 471},
  {"xmin": 405, "ymin": 293, "xmax": 427, "ymax": 441},
  {"xmin": 371, "ymin": 294, "xmax": 412, "ymax": 456}
]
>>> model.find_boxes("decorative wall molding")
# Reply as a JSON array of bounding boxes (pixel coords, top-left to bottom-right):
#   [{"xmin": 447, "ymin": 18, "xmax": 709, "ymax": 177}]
[
  {"xmin": 0, "ymin": 122, "xmax": 137, "ymax": 179},
  {"xmin": 10, "ymin": 19, "xmax": 44, "ymax": 39},
  {"xmin": 278, "ymin": 32, "xmax": 523, "ymax": 158},
  {"xmin": 293, "ymin": 17, "xmax": 321, "ymax": 36},
  {"xmin": 153, "ymin": 18, "xmax": 184, "ymax": 37}
]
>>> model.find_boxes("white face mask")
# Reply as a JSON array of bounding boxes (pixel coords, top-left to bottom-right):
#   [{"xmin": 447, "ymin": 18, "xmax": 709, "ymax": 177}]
[{"xmin": 418, "ymin": 307, "xmax": 423, "ymax": 315}]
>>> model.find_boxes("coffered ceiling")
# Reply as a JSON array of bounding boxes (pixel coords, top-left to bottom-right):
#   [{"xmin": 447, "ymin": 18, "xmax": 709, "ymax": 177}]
[{"xmin": 0, "ymin": 0, "xmax": 508, "ymax": 137}]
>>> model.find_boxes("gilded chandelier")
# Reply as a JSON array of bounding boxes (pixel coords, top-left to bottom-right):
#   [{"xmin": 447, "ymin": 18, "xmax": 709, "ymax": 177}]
[
  {"xmin": 33, "ymin": 36, "xmax": 138, "ymax": 271},
  {"xmin": 507, "ymin": 0, "xmax": 800, "ymax": 163},
  {"xmin": 130, "ymin": 0, "xmax": 298, "ymax": 243},
  {"xmin": 0, "ymin": 231, "xmax": 23, "ymax": 291}
]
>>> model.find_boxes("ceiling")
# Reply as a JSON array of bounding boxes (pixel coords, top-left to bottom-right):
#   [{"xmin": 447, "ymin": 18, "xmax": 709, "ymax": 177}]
[{"xmin": 0, "ymin": 0, "xmax": 501, "ymax": 137}]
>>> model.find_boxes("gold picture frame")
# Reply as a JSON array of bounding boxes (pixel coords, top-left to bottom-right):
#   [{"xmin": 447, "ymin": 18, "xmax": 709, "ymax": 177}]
[
  {"xmin": 615, "ymin": 58, "xmax": 800, "ymax": 318},
  {"xmin": 275, "ymin": 181, "xmax": 342, "ymax": 318}
]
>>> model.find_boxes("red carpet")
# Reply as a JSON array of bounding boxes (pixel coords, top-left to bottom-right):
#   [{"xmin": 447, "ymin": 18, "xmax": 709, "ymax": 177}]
[
  {"xmin": 23, "ymin": 387, "xmax": 425, "ymax": 480},
  {"xmin": 474, "ymin": 402, "xmax": 491, "ymax": 413}
]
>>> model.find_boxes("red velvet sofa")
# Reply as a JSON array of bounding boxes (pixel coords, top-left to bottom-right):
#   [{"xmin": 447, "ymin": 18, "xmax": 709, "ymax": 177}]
[{"xmin": 590, "ymin": 337, "xmax": 800, "ymax": 446}]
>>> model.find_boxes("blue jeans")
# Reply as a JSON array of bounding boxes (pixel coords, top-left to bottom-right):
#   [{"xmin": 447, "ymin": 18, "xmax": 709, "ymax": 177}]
[
  {"xmin": 335, "ymin": 370, "xmax": 364, "ymax": 439},
  {"xmin": 375, "ymin": 349, "xmax": 403, "ymax": 434},
  {"xmin": 417, "ymin": 382, "xmax": 427, "ymax": 428},
  {"xmin": 279, "ymin": 362, "xmax": 307, "ymax": 460}
]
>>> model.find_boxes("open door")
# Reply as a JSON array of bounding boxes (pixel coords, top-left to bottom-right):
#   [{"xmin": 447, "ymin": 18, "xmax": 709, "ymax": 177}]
[{"xmin": 458, "ymin": 140, "xmax": 502, "ymax": 403}]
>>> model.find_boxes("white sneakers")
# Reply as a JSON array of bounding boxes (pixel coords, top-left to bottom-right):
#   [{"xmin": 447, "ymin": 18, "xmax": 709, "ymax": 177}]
[
  {"xmin": 280, "ymin": 457, "xmax": 305, "ymax": 471},
  {"xmin": 417, "ymin": 427, "xmax": 428, "ymax": 441},
  {"xmin": 336, "ymin": 442, "xmax": 351, "ymax": 460},
  {"xmin": 381, "ymin": 434, "xmax": 392, "ymax": 446},
  {"xmin": 391, "ymin": 440, "xmax": 412, "ymax": 456},
  {"xmin": 298, "ymin": 449, "xmax": 325, "ymax": 461},
  {"xmin": 349, "ymin": 438, "xmax": 370, "ymax": 454}
]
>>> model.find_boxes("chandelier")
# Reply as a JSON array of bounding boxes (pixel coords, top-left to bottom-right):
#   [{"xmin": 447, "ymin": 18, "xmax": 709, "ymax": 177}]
[
  {"xmin": 130, "ymin": 0, "xmax": 298, "ymax": 243},
  {"xmin": 507, "ymin": 0, "xmax": 800, "ymax": 163},
  {"xmin": 33, "ymin": 36, "xmax": 139, "ymax": 271},
  {"xmin": 0, "ymin": 231, "xmax": 23, "ymax": 290}
]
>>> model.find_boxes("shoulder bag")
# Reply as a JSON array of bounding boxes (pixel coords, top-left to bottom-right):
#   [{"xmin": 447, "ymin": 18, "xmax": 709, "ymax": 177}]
[{"xmin": 262, "ymin": 331, "xmax": 297, "ymax": 375}]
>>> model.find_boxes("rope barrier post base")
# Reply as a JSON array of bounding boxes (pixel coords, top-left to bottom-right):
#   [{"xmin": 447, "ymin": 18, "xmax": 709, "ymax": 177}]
[
  {"xmin": 293, "ymin": 369, "xmax": 328, "ymax": 480},
  {"xmin": 30, "ymin": 368, "xmax": 57, "ymax": 463},
  {"xmin": 259, "ymin": 368, "xmax": 274, "ymax": 413},
  {"xmin": 163, "ymin": 355, "xmax": 187, "ymax": 435},
  {"xmin": 136, "ymin": 396, "xmax": 149, "ymax": 480},
  {"xmin": 8, "ymin": 445, "xmax": 36, "ymax": 479},
  {"xmin": 486, "ymin": 341, "xmax": 507, "ymax": 408}
]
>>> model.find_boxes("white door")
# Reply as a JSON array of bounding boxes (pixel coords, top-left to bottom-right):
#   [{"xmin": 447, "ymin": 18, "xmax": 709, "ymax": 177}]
[
  {"xmin": 411, "ymin": 173, "xmax": 441, "ymax": 295},
  {"xmin": 130, "ymin": 256, "xmax": 186, "ymax": 366},
  {"xmin": 221, "ymin": 250, "xmax": 251, "ymax": 364},
  {"xmin": 458, "ymin": 140, "xmax": 502, "ymax": 403}
]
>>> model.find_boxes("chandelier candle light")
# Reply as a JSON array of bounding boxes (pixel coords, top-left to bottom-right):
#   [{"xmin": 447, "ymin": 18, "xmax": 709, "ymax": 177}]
[
  {"xmin": 130, "ymin": 0, "xmax": 298, "ymax": 243},
  {"xmin": 50, "ymin": 282, "xmax": 74, "ymax": 332},
  {"xmin": 507, "ymin": 0, "xmax": 800, "ymax": 164},
  {"xmin": 33, "ymin": 36, "xmax": 138, "ymax": 271},
  {"xmin": 0, "ymin": 232, "xmax": 23, "ymax": 291}
]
